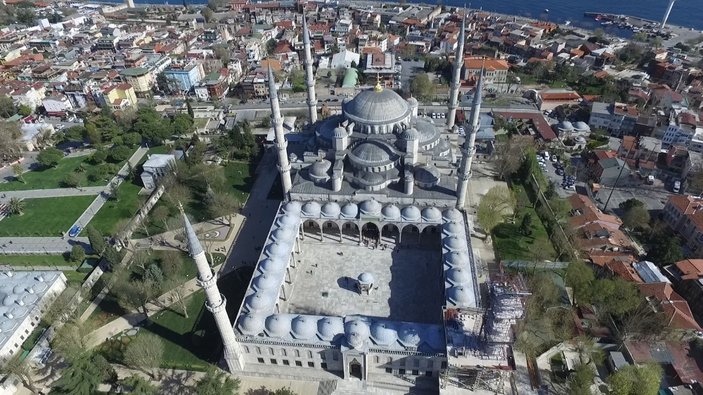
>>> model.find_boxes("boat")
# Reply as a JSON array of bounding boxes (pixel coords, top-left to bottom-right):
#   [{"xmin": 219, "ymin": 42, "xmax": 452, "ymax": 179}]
[
  {"xmin": 544, "ymin": 8, "xmax": 549, "ymax": 13},
  {"xmin": 564, "ymin": 20, "xmax": 571, "ymax": 26}
]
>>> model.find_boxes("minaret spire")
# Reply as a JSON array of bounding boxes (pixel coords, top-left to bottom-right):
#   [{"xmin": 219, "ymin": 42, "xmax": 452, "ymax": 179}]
[
  {"xmin": 447, "ymin": 7, "xmax": 466, "ymax": 129},
  {"xmin": 180, "ymin": 205, "xmax": 244, "ymax": 371},
  {"xmin": 456, "ymin": 66, "xmax": 483, "ymax": 209},
  {"xmin": 268, "ymin": 65, "xmax": 293, "ymax": 199},
  {"xmin": 302, "ymin": 13, "xmax": 317, "ymax": 125}
]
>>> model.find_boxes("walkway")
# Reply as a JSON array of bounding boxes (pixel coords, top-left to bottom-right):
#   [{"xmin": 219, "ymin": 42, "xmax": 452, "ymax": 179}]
[
  {"xmin": 66, "ymin": 146, "xmax": 148, "ymax": 235},
  {"xmin": 0, "ymin": 236, "xmax": 90, "ymax": 254}
]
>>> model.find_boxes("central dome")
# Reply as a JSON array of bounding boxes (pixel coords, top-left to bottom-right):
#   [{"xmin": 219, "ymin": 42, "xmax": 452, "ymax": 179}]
[{"xmin": 343, "ymin": 88, "xmax": 411, "ymax": 125}]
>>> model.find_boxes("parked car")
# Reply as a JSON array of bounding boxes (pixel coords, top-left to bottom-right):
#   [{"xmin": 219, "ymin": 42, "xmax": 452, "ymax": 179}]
[
  {"xmin": 674, "ymin": 180, "xmax": 681, "ymax": 193},
  {"xmin": 68, "ymin": 225, "xmax": 82, "ymax": 238}
]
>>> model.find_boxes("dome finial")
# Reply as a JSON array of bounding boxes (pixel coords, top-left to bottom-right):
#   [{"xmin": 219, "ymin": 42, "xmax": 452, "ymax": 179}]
[{"xmin": 374, "ymin": 73, "xmax": 383, "ymax": 92}]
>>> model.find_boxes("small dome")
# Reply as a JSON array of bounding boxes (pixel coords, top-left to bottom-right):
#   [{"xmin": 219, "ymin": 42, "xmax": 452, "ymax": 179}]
[
  {"xmin": 401, "ymin": 206, "xmax": 421, "ymax": 221},
  {"xmin": 344, "ymin": 320, "xmax": 370, "ymax": 349},
  {"xmin": 447, "ymin": 267, "xmax": 470, "ymax": 285},
  {"xmin": 358, "ymin": 272, "xmax": 374, "ymax": 284},
  {"xmin": 302, "ymin": 201, "xmax": 321, "ymax": 217},
  {"xmin": 574, "ymin": 121, "xmax": 590, "ymax": 132},
  {"xmin": 421, "ymin": 207, "xmax": 442, "ymax": 222},
  {"xmin": 443, "ymin": 208, "xmax": 463, "ymax": 221},
  {"xmin": 333, "ymin": 126, "xmax": 348, "ymax": 138},
  {"xmin": 444, "ymin": 236, "xmax": 466, "ymax": 251},
  {"xmin": 414, "ymin": 165, "xmax": 440, "ymax": 185},
  {"xmin": 398, "ymin": 325, "xmax": 421, "ymax": 347},
  {"xmin": 401, "ymin": 128, "xmax": 419, "ymax": 141},
  {"xmin": 282, "ymin": 201, "xmax": 302, "ymax": 215},
  {"xmin": 341, "ymin": 203, "xmax": 358, "ymax": 218},
  {"xmin": 321, "ymin": 202, "xmax": 341, "ymax": 217},
  {"xmin": 252, "ymin": 273, "xmax": 281, "ymax": 291},
  {"xmin": 238, "ymin": 313, "xmax": 265, "ymax": 335},
  {"xmin": 265, "ymin": 314, "xmax": 291, "ymax": 338},
  {"xmin": 259, "ymin": 258, "xmax": 286, "ymax": 274},
  {"xmin": 407, "ymin": 97, "xmax": 418, "ymax": 106},
  {"xmin": 2, "ymin": 295, "xmax": 13, "ymax": 306},
  {"xmin": 265, "ymin": 241, "xmax": 292, "ymax": 258},
  {"xmin": 276, "ymin": 214, "xmax": 300, "ymax": 228},
  {"xmin": 291, "ymin": 315, "xmax": 317, "ymax": 340},
  {"xmin": 246, "ymin": 291, "xmax": 275, "ymax": 312},
  {"xmin": 309, "ymin": 159, "xmax": 332, "ymax": 180},
  {"xmin": 360, "ymin": 199, "xmax": 382, "ymax": 216},
  {"xmin": 370, "ymin": 321, "xmax": 397, "ymax": 346},
  {"xmin": 447, "ymin": 285, "xmax": 474, "ymax": 306},
  {"xmin": 382, "ymin": 204, "xmax": 401, "ymax": 220},
  {"xmin": 271, "ymin": 227, "xmax": 296, "ymax": 242},
  {"xmin": 558, "ymin": 120, "xmax": 574, "ymax": 131},
  {"xmin": 444, "ymin": 251, "xmax": 469, "ymax": 267},
  {"xmin": 436, "ymin": 139, "xmax": 451, "ymax": 153},
  {"xmin": 442, "ymin": 221, "xmax": 465, "ymax": 236},
  {"xmin": 317, "ymin": 316, "xmax": 344, "ymax": 341}
]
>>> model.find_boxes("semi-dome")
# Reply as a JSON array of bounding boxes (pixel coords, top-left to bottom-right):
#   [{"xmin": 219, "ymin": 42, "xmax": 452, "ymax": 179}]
[
  {"xmin": 238, "ymin": 313, "xmax": 265, "ymax": 335},
  {"xmin": 301, "ymin": 201, "xmax": 321, "ymax": 217},
  {"xmin": 447, "ymin": 285, "xmax": 474, "ymax": 306},
  {"xmin": 341, "ymin": 202, "xmax": 358, "ymax": 218},
  {"xmin": 265, "ymin": 314, "xmax": 291, "ymax": 338},
  {"xmin": 370, "ymin": 321, "xmax": 397, "ymax": 346},
  {"xmin": 259, "ymin": 258, "xmax": 286, "ymax": 274},
  {"xmin": 382, "ymin": 204, "xmax": 401, "ymax": 220},
  {"xmin": 400, "ymin": 128, "xmax": 419, "ymax": 141},
  {"xmin": 360, "ymin": 199, "xmax": 382, "ymax": 216},
  {"xmin": 271, "ymin": 227, "xmax": 296, "ymax": 242},
  {"xmin": 252, "ymin": 273, "xmax": 281, "ymax": 291},
  {"xmin": 265, "ymin": 241, "xmax": 292, "ymax": 258},
  {"xmin": 443, "ymin": 208, "xmax": 463, "ymax": 221},
  {"xmin": 401, "ymin": 206, "xmax": 421, "ymax": 221},
  {"xmin": 358, "ymin": 171, "xmax": 385, "ymax": 186},
  {"xmin": 442, "ymin": 221, "xmax": 465, "ymax": 236},
  {"xmin": 444, "ymin": 251, "xmax": 470, "ymax": 267},
  {"xmin": 422, "ymin": 207, "xmax": 442, "ymax": 222},
  {"xmin": 349, "ymin": 140, "xmax": 397, "ymax": 167},
  {"xmin": 398, "ymin": 325, "xmax": 421, "ymax": 347},
  {"xmin": 321, "ymin": 202, "xmax": 341, "ymax": 217},
  {"xmin": 407, "ymin": 96, "xmax": 418, "ymax": 106},
  {"xmin": 246, "ymin": 291, "xmax": 276, "ymax": 312},
  {"xmin": 444, "ymin": 236, "xmax": 466, "ymax": 251},
  {"xmin": 446, "ymin": 267, "xmax": 470, "ymax": 285},
  {"xmin": 282, "ymin": 201, "xmax": 302, "ymax": 215},
  {"xmin": 276, "ymin": 214, "xmax": 300, "ymax": 228},
  {"xmin": 343, "ymin": 88, "xmax": 411, "ymax": 125},
  {"xmin": 414, "ymin": 165, "xmax": 440, "ymax": 186},
  {"xmin": 333, "ymin": 126, "xmax": 348, "ymax": 138},
  {"xmin": 291, "ymin": 315, "xmax": 317, "ymax": 340},
  {"xmin": 309, "ymin": 159, "xmax": 331, "ymax": 180},
  {"xmin": 317, "ymin": 316, "xmax": 344, "ymax": 341},
  {"xmin": 358, "ymin": 272, "xmax": 374, "ymax": 284},
  {"xmin": 344, "ymin": 320, "xmax": 370, "ymax": 348}
]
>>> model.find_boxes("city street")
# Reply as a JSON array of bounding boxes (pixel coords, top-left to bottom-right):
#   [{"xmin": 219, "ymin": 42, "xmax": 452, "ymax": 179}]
[{"xmin": 595, "ymin": 185, "xmax": 671, "ymax": 213}]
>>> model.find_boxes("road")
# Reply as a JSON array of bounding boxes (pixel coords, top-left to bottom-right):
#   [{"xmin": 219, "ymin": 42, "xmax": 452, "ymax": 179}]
[
  {"xmin": 66, "ymin": 146, "xmax": 148, "ymax": 235},
  {"xmin": 0, "ymin": 236, "xmax": 90, "ymax": 254}
]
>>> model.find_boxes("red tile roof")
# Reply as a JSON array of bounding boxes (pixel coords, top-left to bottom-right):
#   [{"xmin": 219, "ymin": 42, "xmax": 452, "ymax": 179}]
[
  {"xmin": 674, "ymin": 259, "xmax": 703, "ymax": 280},
  {"xmin": 638, "ymin": 283, "xmax": 701, "ymax": 330},
  {"xmin": 492, "ymin": 111, "xmax": 556, "ymax": 141}
]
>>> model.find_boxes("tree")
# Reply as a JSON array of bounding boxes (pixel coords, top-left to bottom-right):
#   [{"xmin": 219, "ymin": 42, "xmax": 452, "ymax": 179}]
[
  {"xmin": 109, "ymin": 145, "xmax": 132, "ymax": 163},
  {"xmin": 476, "ymin": 186, "xmax": 515, "ymax": 234},
  {"xmin": 51, "ymin": 319, "xmax": 90, "ymax": 363},
  {"xmin": 621, "ymin": 205, "xmax": 650, "ymax": 230},
  {"xmin": 201, "ymin": 6, "xmax": 214, "ymax": 22},
  {"xmin": 565, "ymin": 261, "xmax": 595, "ymax": 305},
  {"xmin": 573, "ymin": 336, "xmax": 604, "ymax": 365},
  {"xmin": 609, "ymin": 364, "xmax": 663, "ymax": 395},
  {"xmin": 7, "ymin": 197, "xmax": 24, "ymax": 216},
  {"xmin": 15, "ymin": 7, "xmax": 35, "ymax": 25},
  {"xmin": 494, "ymin": 136, "xmax": 534, "ymax": 179},
  {"xmin": 11, "ymin": 163, "xmax": 23, "ymax": 183},
  {"xmin": 619, "ymin": 198, "xmax": 644, "ymax": 211},
  {"xmin": 0, "ymin": 121, "xmax": 22, "ymax": 161},
  {"xmin": 519, "ymin": 213, "xmax": 532, "ymax": 236},
  {"xmin": 36, "ymin": 147, "xmax": 63, "ymax": 168},
  {"xmin": 90, "ymin": 149, "xmax": 107, "ymax": 164},
  {"xmin": 194, "ymin": 368, "xmax": 241, "ymax": 395},
  {"xmin": 213, "ymin": 46, "xmax": 231, "ymax": 65},
  {"xmin": 647, "ymin": 225, "xmax": 684, "ymax": 266},
  {"xmin": 113, "ymin": 273, "xmax": 160, "ymax": 321},
  {"xmin": 123, "ymin": 334, "xmax": 164, "ymax": 379},
  {"xmin": 61, "ymin": 172, "xmax": 82, "ymax": 188},
  {"xmin": 132, "ymin": 107, "xmax": 171, "ymax": 144},
  {"xmin": 86, "ymin": 225, "xmax": 107, "ymax": 256},
  {"xmin": 69, "ymin": 245, "xmax": 86, "ymax": 263},
  {"xmin": 119, "ymin": 375, "xmax": 158, "ymax": 395},
  {"xmin": 171, "ymin": 113, "xmax": 194, "ymax": 136},
  {"xmin": 0, "ymin": 357, "xmax": 39, "ymax": 394},
  {"xmin": 0, "ymin": 95, "xmax": 15, "ymax": 117},
  {"xmin": 592, "ymin": 277, "xmax": 640, "ymax": 317},
  {"xmin": 409, "ymin": 73, "xmax": 433, "ymax": 101},
  {"xmin": 17, "ymin": 103, "xmax": 32, "ymax": 117},
  {"xmin": 209, "ymin": 192, "xmax": 240, "ymax": 225},
  {"xmin": 567, "ymin": 363, "xmax": 595, "ymax": 395},
  {"xmin": 151, "ymin": 204, "xmax": 171, "ymax": 231},
  {"xmin": 103, "ymin": 246, "xmax": 123, "ymax": 268},
  {"xmin": 51, "ymin": 353, "xmax": 106, "ymax": 395}
]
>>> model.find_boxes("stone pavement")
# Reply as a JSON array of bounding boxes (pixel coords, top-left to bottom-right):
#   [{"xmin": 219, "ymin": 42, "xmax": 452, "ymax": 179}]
[
  {"xmin": 0, "ymin": 186, "xmax": 104, "ymax": 202},
  {"xmin": 0, "ymin": 236, "xmax": 90, "ymax": 254}
]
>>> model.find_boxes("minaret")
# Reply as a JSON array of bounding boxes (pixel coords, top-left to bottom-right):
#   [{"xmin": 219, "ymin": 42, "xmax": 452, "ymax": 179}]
[
  {"xmin": 456, "ymin": 68, "xmax": 483, "ymax": 209},
  {"xmin": 181, "ymin": 206, "xmax": 244, "ymax": 372},
  {"xmin": 268, "ymin": 66, "xmax": 293, "ymax": 199},
  {"xmin": 447, "ymin": 10, "xmax": 466, "ymax": 129},
  {"xmin": 302, "ymin": 13, "xmax": 318, "ymax": 125}
]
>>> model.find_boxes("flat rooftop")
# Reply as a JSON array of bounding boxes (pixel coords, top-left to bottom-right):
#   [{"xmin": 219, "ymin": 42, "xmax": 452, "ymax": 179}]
[{"xmin": 280, "ymin": 240, "xmax": 443, "ymax": 324}]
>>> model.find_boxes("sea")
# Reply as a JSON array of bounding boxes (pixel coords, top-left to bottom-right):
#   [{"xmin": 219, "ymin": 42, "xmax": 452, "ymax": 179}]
[{"xmin": 105, "ymin": 0, "xmax": 703, "ymax": 33}]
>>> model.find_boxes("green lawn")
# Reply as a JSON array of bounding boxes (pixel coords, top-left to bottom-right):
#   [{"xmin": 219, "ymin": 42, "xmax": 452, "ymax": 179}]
[
  {"xmin": 0, "ymin": 155, "xmax": 119, "ymax": 191},
  {"xmin": 62, "ymin": 270, "xmax": 87, "ymax": 287},
  {"xmin": 0, "ymin": 196, "xmax": 95, "ymax": 237},
  {"xmin": 0, "ymin": 254, "xmax": 70, "ymax": 267},
  {"xmin": 86, "ymin": 180, "xmax": 144, "ymax": 236},
  {"xmin": 492, "ymin": 185, "xmax": 557, "ymax": 261},
  {"xmin": 224, "ymin": 161, "xmax": 255, "ymax": 202}
]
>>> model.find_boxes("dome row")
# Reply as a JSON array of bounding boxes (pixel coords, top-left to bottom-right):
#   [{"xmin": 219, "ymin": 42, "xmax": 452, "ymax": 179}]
[{"xmin": 292, "ymin": 200, "xmax": 459, "ymax": 223}]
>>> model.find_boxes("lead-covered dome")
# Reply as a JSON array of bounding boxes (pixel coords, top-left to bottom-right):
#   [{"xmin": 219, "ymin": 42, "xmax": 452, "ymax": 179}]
[
  {"xmin": 341, "ymin": 202, "xmax": 358, "ymax": 218},
  {"xmin": 238, "ymin": 313, "xmax": 265, "ymax": 335},
  {"xmin": 258, "ymin": 258, "xmax": 286, "ymax": 274},
  {"xmin": 333, "ymin": 126, "xmax": 348, "ymax": 138},
  {"xmin": 246, "ymin": 291, "xmax": 276, "ymax": 312},
  {"xmin": 349, "ymin": 140, "xmax": 398, "ymax": 168},
  {"xmin": 442, "ymin": 221, "xmax": 464, "ymax": 236},
  {"xmin": 360, "ymin": 199, "xmax": 382, "ymax": 216},
  {"xmin": 265, "ymin": 314, "xmax": 291, "ymax": 338},
  {"xmin": 444, "ymin": 251, "xmax": 470, "ymax": 267},
  {"xmin": 302, "ymin": 201, "xmax": 321, "ymax": 217},
  {"xmin": 401, "ymin": 206, "xmax": 421, "ymax": 221},
  {"xmin": 447, "ymin": 285, "xmax": 474, "ymax": 306},
  {"xmin": 400, "ymin": 128, "xmax": 419, "ymax": 141},
  {"xmin": 343, "ymin": 88, "xmax": 411, "ymax": 125},
  {"xmin": 398, "ymin": 324, "xmax": 421, "ymax": 347},
  {"xmin": 446, "ymin": 267, "xmax": 470, "ymax": 285},
  {"xmin": 321, "ymin": 202, "xmax": 341, "ymax": 218},
  {"xmin": 422, "ymin": 207, "xmax": 442, "ymax": 222},
  {"xmin": 309, "ymin": 159, "xmax": 331, "ymax": 181},
  {"xmin": 370, "ymin": 321, "xmax": 397, "ymax": 346},
  {"xmin": 276, "ymin": 214, "xmax": 300, "ymax": 228},
  {"xmin": 271, "ymin": 227, "xmax": 296, "ymax": 242},
  {"xmin": 317, "ymin": 316, "xmax": 344, "ymax": 341},
  {"xmin": 443, "ymin": 208, "xmax": 463, "ymax": 221},
  {"xmin": 282, "ymin": 201, "xmax": 302, "ymax": 215},
  {"xmin": 344, "ymin": 320, "xmax": 370, "ymax": 349},
  {"xmin": 291, "ymin": 315, "xmax": 317, "ymax": 340},
  {"xmin": 382, "ymin": 204, "xmax": 401, "ymax": 220},
  {"xmin": 252, "ymin": 272, "xmax": 281, "ymax": 291}
]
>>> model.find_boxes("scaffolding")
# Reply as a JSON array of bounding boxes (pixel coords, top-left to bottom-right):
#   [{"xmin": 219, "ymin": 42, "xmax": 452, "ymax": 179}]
[{"xmin": 440, "ymin": 365, "xmax": 507, "ymax": 393}]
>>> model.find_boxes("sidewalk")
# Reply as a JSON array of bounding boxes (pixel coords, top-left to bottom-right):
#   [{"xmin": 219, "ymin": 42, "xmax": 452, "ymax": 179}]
[{"xmin": 0, "ymin": 236, "xmax": 90, "ymax": 254}]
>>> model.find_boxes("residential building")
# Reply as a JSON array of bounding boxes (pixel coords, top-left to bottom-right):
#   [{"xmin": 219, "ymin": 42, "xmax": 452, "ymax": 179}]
[
  {"xmin": 331, "ymin": 49, "xmax": 360, "ymax": 69},
  {"xmin": 194, "ymin": 70, "xmax": 230, "ymax": 101},
  {"xmin": 163, "ymin": 62, "xmax": 205, "ymax": 92},
  {"xmin": 661, "ymin": 111, "xmax": 703, "ymax": 153},
  {"xmin": 617, "ymin": 136, "xmax": 660, "ymax": 176},
  {"xmin": 588, "ymin": 102, "xmax": 639, "ymax": 136},
  {"xmin": 637, "ymin": 283, "xmax": 701, "ymax": 331},
  {"xmin": 568, "ymin": 194, "xmax": 634, "ymax": 253},
  {"xmin": 662, "ymin": 195, "xmax": 703, "ymax": 257},
  {"xmin": 535, "ymin": 88, "xmax": 582, "ymax": 111},
  {"xmin": 119, "ymin": 68, "xmax": 154, "ymax": 97},
  {"xmin": 590, "ymin": 157, "xmax": 633, "ymax": 187},
  {"xmin": 241, "ymin": 72, "xmax": 268, "ymax": 98},
  {"xmin": 463, "ymin": 57, "xmax": 509, "ymax": 87},
  {"xmin": 41, "ymin": 95, "xmax": 73, "ymax": 116},
  {"xmin": 664, "ymin": 259, "xmax": 703, "ymax": 325},
  {"xmin": 103, "ymin": 83, "xmax": 138, "ymax": 110},
  {"xmin": 141, "ymin": 154, "xmax": 177, "ymax": 191}
]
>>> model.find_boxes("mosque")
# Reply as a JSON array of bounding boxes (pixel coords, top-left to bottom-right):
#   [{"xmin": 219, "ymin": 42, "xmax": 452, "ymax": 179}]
[{"xmin": 179, "ymin": 12, "xmax": 507, "ymax": 394}]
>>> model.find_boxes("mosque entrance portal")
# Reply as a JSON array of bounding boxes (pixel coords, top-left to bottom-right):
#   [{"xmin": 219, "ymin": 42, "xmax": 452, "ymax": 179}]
[{"xmin": 349, "ymin": 359, "xmax": 362, "ymax": 379}]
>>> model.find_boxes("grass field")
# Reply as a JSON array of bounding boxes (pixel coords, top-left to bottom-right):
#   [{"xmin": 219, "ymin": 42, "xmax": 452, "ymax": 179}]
[
  {"xmin": 224, "ymin": 161, "xmax": 255, "ymax": 202},
  {"xmin": 86, "ymin": 180, "xmax": 143, "ymax": 236},
  {"xmin": 0, "ymin": 196, "xmax": 95, "ymax": 237},
  {"xmin": 492, "ymin": 185, "xmax": 557, "ymax": 261},
  {"xmin": 0, "ymin": 254, "xmax": 70, "ymax": 267}
]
